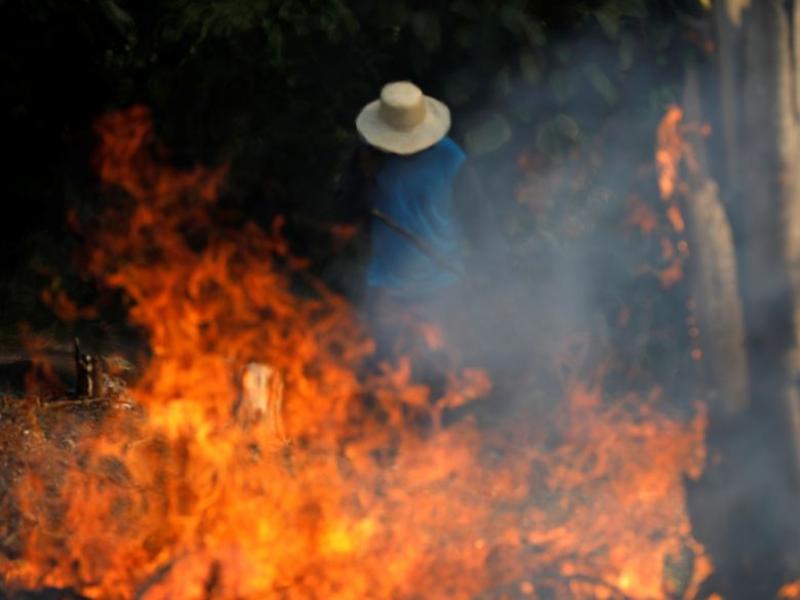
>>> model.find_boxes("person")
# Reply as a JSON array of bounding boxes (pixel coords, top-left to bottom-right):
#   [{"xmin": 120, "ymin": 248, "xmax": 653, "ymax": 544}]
[
  {"xmin": 334, "ymin": 80, "xmax": 512, "ymax": 374},
  {"xmin": 335, "ymin": 81, "xmax": 471, "ymax": 360}
]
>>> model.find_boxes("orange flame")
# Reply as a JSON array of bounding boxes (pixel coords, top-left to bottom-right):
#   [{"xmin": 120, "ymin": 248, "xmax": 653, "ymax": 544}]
[
  {"xmin": 3, "ymin": 107, "xmax": 710, "ymax": 599},
  {"xmin": 781, "ymin": 581, "xmax": 800, "ymax": 599},
  {"xmin": 646, "ymin": 105, "xmax": 707, "ymax": 290},
  {"xmin": 656, "ymin": 106, "xmax": 686, "ymax": 201}
]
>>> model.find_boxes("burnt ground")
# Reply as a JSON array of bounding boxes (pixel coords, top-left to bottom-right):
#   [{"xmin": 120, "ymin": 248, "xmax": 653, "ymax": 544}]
[
  {"xmin": 0, "ymin": 589, "xmax": 88, "ymax": 599},
  {"xmin": 0, "ymin": 388, "xmax": 144, "ymax": 600},
  {"xmin": 0, "ymin": 331, "xmax": 143, "ymax": 599},
  {"xmin": 0, "ymin": 395, "xmax": 109, "ymax": 600}
]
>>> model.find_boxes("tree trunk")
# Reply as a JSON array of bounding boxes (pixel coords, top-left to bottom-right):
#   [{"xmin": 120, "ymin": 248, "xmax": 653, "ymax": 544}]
[
  {"xmin": 715, "ymin": 0, "xmax": 800, "ymax": 490},
  {"xmin": 682, "ymin": 64, "xmax": 749, "ymax": 417},
  {"xmin": 689, "ymin": 1, "xmax": 800, "ymax": 595}
]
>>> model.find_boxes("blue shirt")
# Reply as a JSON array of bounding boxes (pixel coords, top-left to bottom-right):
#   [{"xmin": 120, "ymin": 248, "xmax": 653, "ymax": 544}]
[{"xmin": 367, "ymin": 137, "xmax": 466, "ymax": 297}]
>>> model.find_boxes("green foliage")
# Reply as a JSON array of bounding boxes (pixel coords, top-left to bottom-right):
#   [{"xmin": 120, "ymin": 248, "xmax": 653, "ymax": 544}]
[
  {"xmin": 42, "ymin": 1, "xmax": 691, "ymax": 179},
  {"xmin": 536, "ymin": 114, "xmax": 582, "ymax": 154},
  {"xmin": 594, "ymin": 0, "xmax": 647, "ymax": 39},
  {"xmin": 464, "ymin": 112, "xmax": 513, "ymax": 156}
]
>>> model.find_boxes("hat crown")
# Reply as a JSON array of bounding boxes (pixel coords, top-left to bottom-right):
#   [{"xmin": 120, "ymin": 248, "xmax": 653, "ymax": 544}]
[
  {"xmin": 379, "ymin": 81, "xmax": 426, "ymax": 131},
  {"xmin": 355, "ymin": 80, "xmax": 450, "ymax": 155}
]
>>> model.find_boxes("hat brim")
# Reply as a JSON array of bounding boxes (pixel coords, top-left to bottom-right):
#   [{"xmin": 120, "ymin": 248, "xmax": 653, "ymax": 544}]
[{"xmin": 356, "ymin": 96, "xmax": 451, "ymax": 155}]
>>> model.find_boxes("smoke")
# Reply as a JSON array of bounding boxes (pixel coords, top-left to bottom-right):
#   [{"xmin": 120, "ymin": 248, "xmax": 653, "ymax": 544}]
[{"xmin": 336, "ymin": 31, "xmax": 800, "ymax": 595}]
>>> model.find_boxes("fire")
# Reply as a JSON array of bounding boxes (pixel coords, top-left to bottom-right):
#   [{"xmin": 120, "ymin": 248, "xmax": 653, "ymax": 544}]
[
  {"xmin": 2, "ymin": 107, "xmax": 710, "ymax": 599},
  {"xmin": 625, "ymin": 196, "xmax": 658, "ymax": 235},
  {"xmin": 656, "ymin": 106, "xmax": 686, "ymax": 201},
  {"xmin": 646, "ymin": 105, "xmax": 704, "ymax": 291},
  {"xmin": 781, "ymin": 581, "xmax": 800, "ymax": 599}
]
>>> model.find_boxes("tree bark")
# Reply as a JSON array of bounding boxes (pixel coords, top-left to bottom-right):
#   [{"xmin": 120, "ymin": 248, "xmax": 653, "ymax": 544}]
[
  {"xmin": 682, "ymin": 64, "xmax": 749, "ymax": 417},
  {"xmin": 689, "ymin": 2, "xmax": 800, "ymax": 595},
  {"xmin": 715, "ymin": 0, "xmax": 800, "ymax": 489}
]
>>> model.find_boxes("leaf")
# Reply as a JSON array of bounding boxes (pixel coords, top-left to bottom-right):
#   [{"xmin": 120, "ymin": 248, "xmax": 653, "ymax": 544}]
[
  {"xmin": 595, "ymin": 7, "xmax": 620, "ymax": 39},
  {"xmin": 519, "ymin": 16, "xmax": 546, "ymax": 47},
  {"xmin": 553, "ymin": 114, "xmax": 580, "ymax": 140},
  {"xmin": 449, "ymin": 0, "xmax": 479, "ymax": 18},
  {"xmin": 509, "ymin": 93, "xmax": 535, "ymax": 123},
  {"xmin": 408, "ymin": 42, "xmax": 432, "ymax": 76},
  {"xmin": 464, "ymin": 112, "xmax": 513, "ymax": 156},
  {"xmin": 500, "ymin": 6, "xmax": 545, "ymax": 46},
  {"xmin": 615, "ymin": 0, "xmax": 647, "ymax": 18},
  {"xmin": 652, "ymin": 25, "xmax": 675, "ymax": 50},
  {"xmin": 549, "ymin": 69, "xmax": 578, "ymax": 104},
  {"xmin": 376, "ymin": 1, "xmax": 409, "ymax": 28},
  {"xmin": 443, "ymin": 67, "xmax": 478, "ymax": 106},
  {"xmin": 495, "ymin": 65, "xmax": 513, "ymax": 97},
  {"xmin": 266, "ymin": 24, "xmax": 284, "ymax": 66},
  {"xmin": 410, "ymin": 10, "xmax": 441, "ymax": 53},
  {"xmin": 97, "ymin": 0, "xmax": 137, "ymax": 43},
  {"xmin": 536, "ymin": 114, "xmax": 581, "ymax": 154},
  {"xmin": 586, "ymin": 63, "xmax": 618, "ymax": 105},
  {"xmin": 519, "ymin": 51, "xmax": 542, "ymax": 83},
  {"xmin": 454, "ymin": 24, "xmax": 479, "ymax": 50},
  {"xmin": 618, "ymin": 32, "xmax": 635, "ymax": 71},
  {"xmin": 594, "ymin": 0, "xmax": 647, "ymax": 39},
  {"xmin": 326, "ymin": 0, "xmax": 359, "ymax": 34}
]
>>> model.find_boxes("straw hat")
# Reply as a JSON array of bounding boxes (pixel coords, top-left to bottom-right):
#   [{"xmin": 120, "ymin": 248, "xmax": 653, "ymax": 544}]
[{"xmin": 356, "ymin": 81, "xmax": 451, "ymax": 155}]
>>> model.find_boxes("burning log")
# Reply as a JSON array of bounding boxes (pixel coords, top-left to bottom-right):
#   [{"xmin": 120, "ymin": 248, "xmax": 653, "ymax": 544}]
[{"xmin": 234, "ymin": 362, "xmax": 286, "ymax": 442}]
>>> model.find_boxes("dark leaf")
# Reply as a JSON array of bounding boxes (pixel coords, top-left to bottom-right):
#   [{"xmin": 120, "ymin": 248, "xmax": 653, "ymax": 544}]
[
  {"xmin": 443, "ymin": 67, "xmax": 479, "ymax": 106},
  {"xmin": 410, "ymin": 10, "xmax": 441, "ymax": 53},
  {"xmin": 595, "ymin": 7, "xmax": 620, "ymax": 39},
  {"xmin": 464, "ymin": 112, "xmax": 512, "ymax": 156},
  {"xmin": 586, "ymin": 62, "xmax": 618, "ymax": 105},
  {"xmin": 519, "ymin": 50, "xmax": 542, "ymax": 83},
  {"xmin": 619, "ymin": 32, "xmax": 635, "ymax": 70}
]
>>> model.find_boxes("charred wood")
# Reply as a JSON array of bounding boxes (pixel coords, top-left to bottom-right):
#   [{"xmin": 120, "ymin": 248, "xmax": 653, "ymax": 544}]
[{"xmin": 73, "ymin": 337, "xmax": 106, "ymax": 399}]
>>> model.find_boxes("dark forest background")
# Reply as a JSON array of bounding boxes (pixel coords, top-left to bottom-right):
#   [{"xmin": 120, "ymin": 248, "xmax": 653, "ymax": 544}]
[{"xmin": 0, "ymin": 0, "xmax": 704, "ymax": 343}]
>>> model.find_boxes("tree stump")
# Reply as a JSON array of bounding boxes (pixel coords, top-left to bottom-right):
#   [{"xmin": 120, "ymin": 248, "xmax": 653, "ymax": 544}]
[{"xmin": 235, "ymin": 362, "xmax": 286, "ymax": 443}]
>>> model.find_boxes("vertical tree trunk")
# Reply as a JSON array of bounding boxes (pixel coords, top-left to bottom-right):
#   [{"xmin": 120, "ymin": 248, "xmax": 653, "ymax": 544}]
[
  {"xmin": 682, "ymin": 64, "xmax": 749, "ymax": 417},
  {"xmin": 691, "ymin": 1, "xmax": 800, "ymax": 595},
  {"xmin": 715, "ymin": 0, "xmax": 800, "ymax": 489}
]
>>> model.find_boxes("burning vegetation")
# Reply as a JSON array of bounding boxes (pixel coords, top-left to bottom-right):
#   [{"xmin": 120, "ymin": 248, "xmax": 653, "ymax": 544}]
[
  {"xmin": 6, "ymin": 1, "xmax": 800, "ymax": 597},
  {"xmin": 0, "ymin": 106, "xmax": 716, "ymax": 599}
]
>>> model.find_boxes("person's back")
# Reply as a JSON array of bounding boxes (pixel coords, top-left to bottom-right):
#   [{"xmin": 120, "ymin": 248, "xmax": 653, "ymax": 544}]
[
  {"xmin": 340, "ymin": 81, "xmax": 465, "ymax": 356},
  {"xmin": 367, "ymin": 136, "xmax": 465, "ymax": 298}
]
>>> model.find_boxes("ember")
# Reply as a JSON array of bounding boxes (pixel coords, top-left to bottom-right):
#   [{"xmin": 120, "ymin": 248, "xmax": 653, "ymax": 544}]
[{"xmin": 1, "ymin": 108, "xmax": 709, "ymax": 599}]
